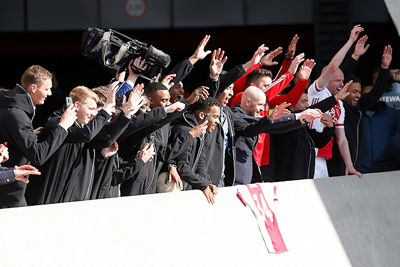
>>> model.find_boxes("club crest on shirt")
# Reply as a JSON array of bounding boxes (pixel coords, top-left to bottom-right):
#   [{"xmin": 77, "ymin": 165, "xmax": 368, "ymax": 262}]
[{"xmin": 327, "ymin": 103, "xmax": 341, "ymax": 124}]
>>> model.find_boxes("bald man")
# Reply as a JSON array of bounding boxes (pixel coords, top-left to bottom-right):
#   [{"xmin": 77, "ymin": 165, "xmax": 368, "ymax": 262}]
[{"xmin": 231, "ymin": 86, "xmax": 322, "ymax": 185}]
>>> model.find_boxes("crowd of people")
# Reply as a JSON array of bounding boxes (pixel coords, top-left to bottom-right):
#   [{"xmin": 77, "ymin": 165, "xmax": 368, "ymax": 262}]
[{"xmin": 0, "ymin": 24, "xmax": 399, "ymax": 208}]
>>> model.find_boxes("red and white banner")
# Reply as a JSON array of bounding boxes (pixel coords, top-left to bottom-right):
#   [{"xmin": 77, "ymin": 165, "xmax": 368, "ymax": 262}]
[{"xmin": 237, "ymin": 184, "xmax": 287, "ymax": 253}]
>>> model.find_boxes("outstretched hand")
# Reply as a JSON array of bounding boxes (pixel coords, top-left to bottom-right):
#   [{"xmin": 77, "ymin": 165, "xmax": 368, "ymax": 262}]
[
  {"xmin": 297, "ymin": 108, "xmax": 323, "ymax": 124},
  {"xmin": 243, "ymin": 44, "xmax": 269, "ymax": 71},
  {"xmin": 286, "ymin": 34, "xmax": 299, "ymax": 59},
  {"xmin": 381, "ymin": 45, "xmax": 392, "ymax": 69},
  {"xmin": 209, "ymin": 48, "xmax": 228, "ymax": 79},
  {"xmin": 13, "ymin": 165, "xmax": 41, "ymax": 184},
  {"xmin": 164, "ymin": 101, "xmax": 185, "ymax": 113},
  {"xmin": 122, "ymin": 83, "xmax": 145, "ymax": 117},
  {"xmin": 161, "ymin": 74, "xmax": 176, "ymax": 89},
  {"xmin": 352, "ymin": 35, "xmax": 369, "ymax": 60},
  {"xmin": 288, "ymin": 53, "xmax": 305, "ymax": 75},
  {"xmin": 298, "ymin": 59, "xmax": 316, "ymax": 81},
  {"xmin": 187, "ymin": 86, "xmax": 209, "ymax": 105},
  {"xmin": 335, "ymin": 80, "xmax": 352, "ymax": 101},
  {"xmin": 349, "ymin": 24, "xmax": 364, "ymax": 43},
  {"xmin": 268, "ymin": 102, "xmax": 291, "ymax": 122},
  {"xmin": 260, "ymin": 47, "xmax": 283, "ymax": 66},
  {"xmin": 189, "ymin": 35, "xmax": 212, "ymax": 64}
]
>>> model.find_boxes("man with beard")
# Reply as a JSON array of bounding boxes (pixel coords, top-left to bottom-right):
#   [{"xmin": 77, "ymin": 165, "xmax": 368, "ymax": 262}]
[{"xmin": 0, "ymin": 65, "xmax": 77, "ymax": 208}]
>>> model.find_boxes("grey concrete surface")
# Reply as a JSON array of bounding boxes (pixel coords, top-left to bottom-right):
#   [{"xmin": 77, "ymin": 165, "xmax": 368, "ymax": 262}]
[{"xmin": 0, "ymin": 171, "xmax": 399, "ymax": 267}]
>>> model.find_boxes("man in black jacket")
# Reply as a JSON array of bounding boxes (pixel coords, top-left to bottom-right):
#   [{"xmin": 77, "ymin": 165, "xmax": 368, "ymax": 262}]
[
  {"xmin": 170, "ymin": 97, "xmax": 221, "ymax": 204},
  {"xmin": 30, "ymin": 82, "xmax": 144, "ymax": 204},
  {"xmin": 272, "ymin": 87, "xmax": 351, "ymax": 181},
  {"xmin": 118, "ymin": 82, "xmax": 185, "ymax": 196},
  {"xmin": 203, "ymin": 83, "xmax": 323, "ymax": 187},
  {"xmin": 0, "ymin": 65, "xmax": 77, "ymax": 208}
]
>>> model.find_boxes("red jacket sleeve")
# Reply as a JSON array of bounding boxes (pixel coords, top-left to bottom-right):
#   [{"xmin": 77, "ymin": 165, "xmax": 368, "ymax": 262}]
[
  {"xmin": 265, "ymin": 72, "xmax": 294, "ymax": 104},
  {"xmin": 269, "ymin": 78, "xmax": 308, "ymax": 109},
  {"xmin": 274, "ymin": 59, "xmax": 292, "ymax": 81}
]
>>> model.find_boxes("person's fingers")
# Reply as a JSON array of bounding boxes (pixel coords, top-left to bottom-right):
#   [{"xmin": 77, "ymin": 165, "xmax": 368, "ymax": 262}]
[
  {"xmin": 143, "ymin": 143, "xmax": 150, "ymax": 151},
  {"xmin": 16, "ymin": 165, "xmax": 38, "ymax": 171},
  {"xmin": 211, "ymin": 49, "xmax": 216, "ymax": 60},
  {"xmin": 168, "ymin": 172, "xmax": 172, "ymax": 183},
  {"xmin": 219, "ymin": 50, "xmax": 225, "ymax": 61}
]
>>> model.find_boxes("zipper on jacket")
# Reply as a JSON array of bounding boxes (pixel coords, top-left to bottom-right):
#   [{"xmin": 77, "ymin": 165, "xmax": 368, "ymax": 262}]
[
  {"xmin": 304, "ymin": 128, "xmax": 315, "ymax": 179},
  {"xmin": 84, "ymin": 149, "xmax": 96, "ymax": 200}
]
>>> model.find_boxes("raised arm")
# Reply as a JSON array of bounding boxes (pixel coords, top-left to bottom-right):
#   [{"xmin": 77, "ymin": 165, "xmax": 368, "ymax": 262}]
[
  {"xmin": 316, "ymin": 25, "xmax": 364, "ymax": 89},
  {"xmin": 359, "ymin": 45, "xmax": 392, "ymax": 111}
]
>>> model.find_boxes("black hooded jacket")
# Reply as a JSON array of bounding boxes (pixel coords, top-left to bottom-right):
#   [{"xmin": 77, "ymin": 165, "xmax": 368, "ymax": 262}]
[
  {"xmin": 272, "ymin": 96, "xmax": 337, "ymax": 181},
  {"xmin": 169, "ymin": 111, "xmax": 210, "ymax": 190},
  {"xmin": 0, "ymin": 85, "xmax": 68, "ymax": 208},
  {"xmin": 27, "ymin": 108, "xmax": 114, "ymax": 205}
]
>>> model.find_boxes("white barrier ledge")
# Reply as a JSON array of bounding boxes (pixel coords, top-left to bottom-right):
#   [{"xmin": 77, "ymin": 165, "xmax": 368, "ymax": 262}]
[{"xmin": 1, "ymin": 171, "xmax": 400, "ymax": 267}]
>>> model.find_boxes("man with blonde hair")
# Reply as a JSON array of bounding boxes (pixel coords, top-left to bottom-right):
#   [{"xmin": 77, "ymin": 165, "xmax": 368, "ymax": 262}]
[
  {"xmin": 28, "ymin": 82, "xmax": 145, "ymax": 204},
  {"xmin": 0, "ymin": 65, "xmax": 77, "ymax": 208}
]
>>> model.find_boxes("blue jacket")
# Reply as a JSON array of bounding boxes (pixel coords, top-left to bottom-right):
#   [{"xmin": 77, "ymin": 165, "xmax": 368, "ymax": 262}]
[
  {"xmin": 360, "ymin": 102, "xmax": 400, "ymax": 172},
  {"xmin": 380, "ymin": 82, "xmax": 400, "ymax": 111}
]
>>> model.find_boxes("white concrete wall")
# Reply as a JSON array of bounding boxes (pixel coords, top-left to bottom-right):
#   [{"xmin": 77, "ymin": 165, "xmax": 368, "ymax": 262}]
[{"xmin": 0, "ymin": 171, "xmax": 399, "ymax": 267}]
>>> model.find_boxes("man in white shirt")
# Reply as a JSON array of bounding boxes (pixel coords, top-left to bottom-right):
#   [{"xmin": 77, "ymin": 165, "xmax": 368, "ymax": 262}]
[{"xmin": 308, "ymin": 25, "xmax": 364, "ymax": 178}]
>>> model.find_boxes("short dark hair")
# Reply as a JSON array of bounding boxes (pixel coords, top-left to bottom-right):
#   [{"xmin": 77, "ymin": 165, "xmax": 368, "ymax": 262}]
[
  {"xmin": 246, "ymin": 69, "xmax": 273, "ymax": 87},
  {"xmin": 191, "ymin": 97, "xmax": 221, "ymax": 113},
  {"xmin": 350, "ymin": 75, "xmax": 362, "ymax": 85},
  {"xmin": 144, "ymin": 82, "xmax": 168, "ymax": 97}
]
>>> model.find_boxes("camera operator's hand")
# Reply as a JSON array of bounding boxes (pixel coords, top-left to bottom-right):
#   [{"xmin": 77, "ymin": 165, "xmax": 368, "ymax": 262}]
[
  {"xmin": 122, "ymin": 83, "xmax": 146, "ymax": 117},
  {"xmin": 103, "ymin": 81, "xmax": 119, "ymax": 115},
  {"xmin": 161, "ymin": 74, "xmax": 176, "ymax": 89},
  {"xmin": 101, "ymin": 141, "xmax": 119, "ymax": 158},
  {"xmin": 164, "ymin": 101, "xmax": 185, "ymax": 113},
  {"xmin": 127, "ymin": 57, "xmax": 148, "ymax": 87},
  {"xmin": 13, "ymin": 165, "xmax": 41, "ymax": 184},
  {"xmin": 187, "ymin": 86, "xmax": 209, "ymax": 105},
  {"xmin": 209, "ymin": 48, "xmax": 228, "ymax": 80},
  {"xmin": 59, "ymin": 104, "xmax": 78, "ymax": 129},
  {"xmin": 189, "ymin": 35, "xmax": 212, "ymax": 65}
]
